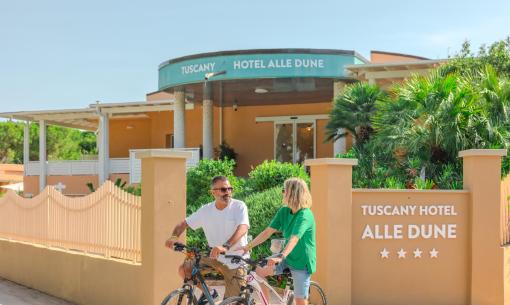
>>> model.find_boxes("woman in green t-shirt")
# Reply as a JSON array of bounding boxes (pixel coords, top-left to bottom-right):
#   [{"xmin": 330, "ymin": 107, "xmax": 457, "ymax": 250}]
[{"xmin": 241, "ymin": 177, "xmax": 316, "ymax": 305}]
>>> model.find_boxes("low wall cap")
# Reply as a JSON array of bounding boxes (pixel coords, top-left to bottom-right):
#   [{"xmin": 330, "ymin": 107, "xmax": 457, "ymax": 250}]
[
  {"xmin": 304, "ymin": 158, "xmax": 358, "ymax": 166},
  {"xmin": 135, "ymin": 149, "xmax": 192, "ymax": 159},
  {"xmin": 458, "ymin": 149, "xmax": 507, "ymax": 158}
]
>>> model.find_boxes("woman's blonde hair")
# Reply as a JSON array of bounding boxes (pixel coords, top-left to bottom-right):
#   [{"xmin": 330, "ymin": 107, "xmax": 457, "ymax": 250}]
[{"xmin": 283, "ymin": 177, "xmax": 312, "ymax": 210}]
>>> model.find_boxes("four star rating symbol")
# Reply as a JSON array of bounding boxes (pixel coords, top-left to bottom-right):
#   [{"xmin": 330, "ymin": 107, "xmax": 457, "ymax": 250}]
[
  {"xmin": 379, "ymin": 247, "xmax": 439, "ymax": 259},
  {"xmin": 397, "ymin": 248, "xmax": 407, "ymax": 258}
]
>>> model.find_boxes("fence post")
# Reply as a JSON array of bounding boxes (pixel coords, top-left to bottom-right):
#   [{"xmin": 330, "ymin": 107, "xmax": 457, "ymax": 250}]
[
  {"xmin": 137, "ymin": 150, "xmax": 192, "ymax": 305},
  {"xmin": 460, "ymin": 149, "xmax": 507, "ymax": 305},
  {"xmin": 304, "ymin": 158, "xmax": 357, "ymax": 305}
]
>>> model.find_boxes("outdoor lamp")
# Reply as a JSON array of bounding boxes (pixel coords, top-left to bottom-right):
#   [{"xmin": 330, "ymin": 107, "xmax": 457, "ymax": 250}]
[{"xmin": 204, "ymin": 70, "xmax": 226, "ymax": 80}]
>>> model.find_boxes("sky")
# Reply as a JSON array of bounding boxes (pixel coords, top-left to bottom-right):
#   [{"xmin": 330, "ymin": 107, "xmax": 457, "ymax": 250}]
[{"xmin": 1, "ymin": 0, "xmax": 509, "ymax": 113}]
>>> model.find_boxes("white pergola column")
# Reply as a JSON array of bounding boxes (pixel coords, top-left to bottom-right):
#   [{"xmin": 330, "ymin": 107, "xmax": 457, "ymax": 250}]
[
  {"xmin": 98, "ymin": 113, "xmax": 110, "ymax": 184},
  {"xmin": 173, "ymin": 87, "xmax": 186, "ymax": 148},
  {"xmin": 333, "ymin": 80, "xmax": 347, "ymax": 156},
  {"xmin": 23, "ymin": 121, "xmax": 30, "ymax": 175},
  {"xmin": 39, "ymin": 120, "xmax": 47, "ymax": 191},
  {"xmin": 202, "ymin": 82, "xmax": 214, "ymax": 159}
]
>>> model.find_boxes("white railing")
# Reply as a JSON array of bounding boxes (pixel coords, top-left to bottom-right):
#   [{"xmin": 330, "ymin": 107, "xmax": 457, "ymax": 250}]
[
  {"xmin": 26, "ymin": 160, "xmax": 99, "ymax": 176},
  {"xmin": 128, "ymin": 148, "xmax": 200, "ymax": 183},
  {"xmin": 25, "ymin": 148, "xmax": 201, "ymax": 183}
]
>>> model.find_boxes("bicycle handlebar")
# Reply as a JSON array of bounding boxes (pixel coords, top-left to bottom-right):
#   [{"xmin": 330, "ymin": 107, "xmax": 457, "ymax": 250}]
[
  {"xmin": 224, "ymin": 254, "xmax": 268, "ymax": 267},
  {"xmin": 172, "ymin": 242, "xmax": 211, "ymax": 256}
]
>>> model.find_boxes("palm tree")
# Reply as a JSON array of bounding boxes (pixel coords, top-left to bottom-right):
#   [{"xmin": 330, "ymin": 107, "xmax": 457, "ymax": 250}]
[
  {"xmin": 326, "ymin": 82, "xmax": 385, "ymax": 147},
  {"xmin": 373, "ymin": 71, "xmax": 482, "ymax": 169}
]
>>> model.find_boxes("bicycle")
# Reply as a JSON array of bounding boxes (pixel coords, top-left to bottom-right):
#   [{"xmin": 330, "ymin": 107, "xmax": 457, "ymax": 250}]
[
  {"xmin": 218, "ymin": 254, "xmax": 327, "ymax": 305},
  {"xmin": 161, "ymin": 242, "xmax": 217, "ymax": 305}
]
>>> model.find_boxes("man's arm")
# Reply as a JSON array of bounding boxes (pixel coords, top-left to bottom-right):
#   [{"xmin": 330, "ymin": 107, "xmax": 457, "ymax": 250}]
[
  {"xmin": 226, "ymin": 224, "xmax": 249, "ymax": 247},
  {"xmin": 164, "ymin": 220, "xmax": 189, "ymax": 249},
  {"xmin": 210, "ymin": 224, "xmax": 249, "ymax": 259}
]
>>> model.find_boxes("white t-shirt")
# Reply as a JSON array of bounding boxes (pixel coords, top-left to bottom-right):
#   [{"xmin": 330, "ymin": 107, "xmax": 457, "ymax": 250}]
[{"xmin": 186, "ymin": 198, "xmax": 250, "ymax": 269}]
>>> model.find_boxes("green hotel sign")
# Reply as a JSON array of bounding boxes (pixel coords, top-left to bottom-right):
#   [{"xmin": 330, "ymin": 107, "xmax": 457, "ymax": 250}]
[{"xmin": 158, "ymin": 52, "xmax": 364, "ymax": 90}]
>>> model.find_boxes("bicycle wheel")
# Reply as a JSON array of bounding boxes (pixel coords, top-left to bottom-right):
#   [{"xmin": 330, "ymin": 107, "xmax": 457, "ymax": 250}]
[
  {"xmin": 218, "ymin": 296, "xmax": 253, "ymax": 305},
  {"xmin": 307, "ymin": 281, "xmax": 327, "ymax": 305},
  {"xmin": 161, "ymin": 288, "xmax": 198, "ymax": 305}
]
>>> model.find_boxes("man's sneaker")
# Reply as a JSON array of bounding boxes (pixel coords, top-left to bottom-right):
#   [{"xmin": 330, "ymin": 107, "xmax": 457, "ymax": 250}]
[{"xmin": 197, "ymin": 289, "xmax": 218, "ymax": 305}]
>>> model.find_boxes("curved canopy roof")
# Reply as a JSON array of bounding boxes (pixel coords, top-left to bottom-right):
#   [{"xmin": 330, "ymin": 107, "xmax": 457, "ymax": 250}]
[{"xmin": 158, "ymin": 48, "xmax": 368, "ymax": 90}]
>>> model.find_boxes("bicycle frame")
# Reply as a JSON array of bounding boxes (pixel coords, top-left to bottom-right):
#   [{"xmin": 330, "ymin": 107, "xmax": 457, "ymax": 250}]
[
  {"xmin": 166, "ymin": 242, "xmax": 216, "ymax": 305},
  {"xmin": 244, "ymin": 270, "xmax": 292, "ymax": 305},
  {"xmin": 188, "ymin": 259, "xmax": 216, "ymax": 304}
]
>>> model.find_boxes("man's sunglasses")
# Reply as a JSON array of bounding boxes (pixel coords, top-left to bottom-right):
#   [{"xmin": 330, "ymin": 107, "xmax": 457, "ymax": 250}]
[{"xmin": 212, "ymin": 187, "xmax": 234, "ymax": 193}]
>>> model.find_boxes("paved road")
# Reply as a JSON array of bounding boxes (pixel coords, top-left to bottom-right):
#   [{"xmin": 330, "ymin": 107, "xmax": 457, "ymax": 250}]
[
  {"xmin": 0, "ymin": 278, "xmax": 230, "ymax": 305},
  {"xmin": 0, "ymin": 278, "xmax": 74, "ymax": 305}
]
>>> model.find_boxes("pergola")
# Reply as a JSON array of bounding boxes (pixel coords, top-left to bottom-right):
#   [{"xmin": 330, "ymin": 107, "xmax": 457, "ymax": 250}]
[
  {"xmin": 0, "ymin": 100, "xmax": 194, "ymax": 191},
  {"xmin": 345, "ymin": 59, "xmax": 447, "ymax": 88}
]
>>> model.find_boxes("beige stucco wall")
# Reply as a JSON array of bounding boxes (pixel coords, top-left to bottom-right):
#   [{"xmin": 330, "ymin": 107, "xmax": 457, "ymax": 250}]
[
  {"xmin": 370, "ymin": 51, "xmax": 427, "ymax": 63},
  {"xmin": 109, "ymin": 118, "xmax": 152, "ymax": 158},
  {"xmin": 351, "ymin": 190, "xmax": 470, "ymax": 305},
  {"xmin": 24, "ymin": 174, "xmax": 130, "ymax": 196},
  {"xmin": 139, "ymin": 102, "xmax": 335, "ymax": 176},
  {"xmin": 0, "ymin": 239, "xmax": 142, "ymax": 305},
  {"xmin": 504, "ymin": 246, "xmax": 510, "ymax": 304}
]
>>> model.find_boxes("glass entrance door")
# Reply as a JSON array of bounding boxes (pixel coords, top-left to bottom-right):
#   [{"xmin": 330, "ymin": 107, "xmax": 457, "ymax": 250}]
[{"xmin": 275, "ymin": 121, "xmax": 315, "ymax": 163}]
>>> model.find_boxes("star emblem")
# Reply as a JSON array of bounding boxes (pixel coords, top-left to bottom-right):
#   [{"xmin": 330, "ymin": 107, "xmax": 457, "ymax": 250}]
[
  {"xmin": 429, "ymin": 248, "xmax": 439, "ymax": 258},
  {"xmin": 380, "ymin": 248, "xmax": 390, "ymax": 259},
  {"xmin": 413, "ymin": 248, "xmax": 422, "ymax": 258},
  {"xmin": 397, "ymin": 248, "xmax": 407, "ymax": 258}
]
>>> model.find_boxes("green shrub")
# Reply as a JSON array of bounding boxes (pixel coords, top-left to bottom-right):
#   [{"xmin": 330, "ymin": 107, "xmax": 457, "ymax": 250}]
[
  {"xmin": 247, "ymin": 160, "xmax": 309, "ymax": 193},
  {"xmin": 86, "ymin": 178, "xmax": 141, "ymax": 196},
  {"xmin": 336, "ymin": 149, "xmax": 356, "ymax": 159},
  {"xmin": 215, "ymin": 142, "xmax": 238, "ymax": 163},
  {"xmin": 384, "ymin": 177, "xmax": 406, "ymax": 189},
  {"xmin": 243, "ymin": 187, "xmax": 283, "ymax": 259},
  {"xmin": 414, "ymin": 177, "xmax": 435, "ymax": 190},
  {"xmin": 435, "ymin": 164, "xmax": 463, "ymax": 190},
  {"xmin": 186, "ymin": 159, "xmax": 240, "ymax": 215}
]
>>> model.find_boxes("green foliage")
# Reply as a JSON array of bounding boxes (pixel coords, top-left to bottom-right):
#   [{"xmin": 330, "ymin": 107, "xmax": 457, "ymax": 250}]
[
  {"xmin": 186, "ymin": 159, "xmax": 240, "ymax": 215},
  {"xmin": 328, "ymin": 38, "xmax": 510, "ymax": 187},
  {"xmin": 243, "ymin": 187, "xmax": 283, "ymax": 258},
  {"xmin": 435, "ymin": 164, "xmax": 463, "ymax": 190},
  {"xmin": 440, "ymin": 38, "xmax": 510, "ymax": 77},
  {"xmin": 86, "ymin": 182, "xmax": 95, "ymax": 193},
  {"xmin": 413, "ymin": 178, "xmax": 435, "ymax": 190},
  {"xmin": 246, "ymin": 160, "xmax": 309, "ymax": 193},
  {"xmin": 86, "ymin": 178, "xmax": 141, "ymax": 196},
  {"xmin": 383, "ymin": 177, "xmax": 406, "ymax": 189},
  {"xmin": 0, "ymin": 121, "xmax": 97, "ymax": 163},
  {"xmin": 326, "ymin": 82, "xmax": 386, "ymax": 147},
  {"xmin": 0, "ymin": 121, "xmax": 23, "ymax": 163},
  {"xmin": 336, "ymin": 148, "xmax": 356, "ymax": 159},
  {"xmin": 215, "ymin": 142, "xmax": 238, "ymax": 163}
]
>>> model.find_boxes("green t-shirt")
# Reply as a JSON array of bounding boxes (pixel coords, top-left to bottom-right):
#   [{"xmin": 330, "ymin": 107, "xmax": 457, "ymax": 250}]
[{"xmin": 269, "ymin": 206, "xmax": 316, "ymax": 273}]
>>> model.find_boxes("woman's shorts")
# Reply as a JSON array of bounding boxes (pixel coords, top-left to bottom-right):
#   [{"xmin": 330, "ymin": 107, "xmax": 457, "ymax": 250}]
[{"xmin": 274, "ymin": 260, "xmax": 311, "ymax": 299}]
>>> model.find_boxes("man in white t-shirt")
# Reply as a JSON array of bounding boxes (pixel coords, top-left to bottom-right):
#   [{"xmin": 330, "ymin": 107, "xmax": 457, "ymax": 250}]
[{"xmin": 165, "ymin": 175, "xmax": 250, "ymax": 303}]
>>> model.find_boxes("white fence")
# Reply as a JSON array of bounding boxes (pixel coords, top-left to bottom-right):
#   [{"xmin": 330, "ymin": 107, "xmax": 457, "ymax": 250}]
[
  {"xmin": 128, "ymin": 148, "xmax": 200, "ymax": 183},
  {"xmin": 25, "ymin": 148, "xmax": 201, "ymax": 183}
]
